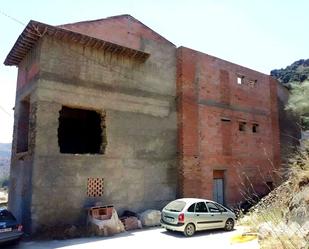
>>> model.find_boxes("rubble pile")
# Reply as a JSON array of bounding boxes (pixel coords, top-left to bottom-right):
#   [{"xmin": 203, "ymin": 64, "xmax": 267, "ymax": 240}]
[
  {"xmin": 87, "ymin": 205, "xmax": 125, "ymax": 236},
  {"xmin": 87, "ymin": 205, "xmax": 162, "ymax": 236}
]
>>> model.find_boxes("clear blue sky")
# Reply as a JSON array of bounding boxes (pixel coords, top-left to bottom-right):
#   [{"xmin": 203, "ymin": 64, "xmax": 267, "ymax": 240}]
[{"xmin": 0, "ymin": 0, "xmax": 308, "ymax": 142}]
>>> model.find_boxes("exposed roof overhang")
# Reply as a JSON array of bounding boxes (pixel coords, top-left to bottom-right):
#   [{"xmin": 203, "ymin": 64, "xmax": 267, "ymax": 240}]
[{"xmin": 4, "ymin": 20, "xmax": 150, "ymax": 66}]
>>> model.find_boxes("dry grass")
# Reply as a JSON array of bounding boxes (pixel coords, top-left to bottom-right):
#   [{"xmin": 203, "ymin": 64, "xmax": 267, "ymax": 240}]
[{"xmin": 238, "ymin": 146, "xmax": 309, "ymax": 249}]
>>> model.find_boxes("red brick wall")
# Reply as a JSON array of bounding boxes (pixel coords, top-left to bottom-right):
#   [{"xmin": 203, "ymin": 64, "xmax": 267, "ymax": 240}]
[
  {"xmin": 177, "ymin": 46, "xmax": 281, "ymax": 206},
  {"xmin": 60, "ymin": 15, "xmax": 173, "ymax": 51},
  {"xmin": 17, "ymin": 63, "xmax": 39, "ymax": 90}
]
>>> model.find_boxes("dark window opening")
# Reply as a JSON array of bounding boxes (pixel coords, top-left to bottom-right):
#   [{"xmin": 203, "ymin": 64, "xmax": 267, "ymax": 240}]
[
  {"xmin": 248, "ymin": 79, "xmax": 257, "ymax": 87},
  {"xmin": 252, "ymin": 123, "xmax": 259, "ymax": 133},
  {"xmin": 221, "ymin": 117, "xmax": 231, "ymax": 122},
  {"xmin": 58, "ymin": 106, "xmax": 104, "ymax": 154},
  {"xmin": 16, "ymin": 100, "xmax": 30, "ymax": 153},
  {"xmin": 239, "ymin": 122, "xmax": 246, "ymax": 132}
]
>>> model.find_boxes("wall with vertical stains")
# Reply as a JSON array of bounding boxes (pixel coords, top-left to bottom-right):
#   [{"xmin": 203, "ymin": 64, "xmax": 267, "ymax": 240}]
[{"xmin": 177, "ymin": 46, "xmax": 281, "ymax": 205}]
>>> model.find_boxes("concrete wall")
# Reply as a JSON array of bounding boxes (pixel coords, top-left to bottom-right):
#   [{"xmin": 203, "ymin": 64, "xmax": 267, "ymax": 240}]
[
  {"xmin": 9, "ymin": 41, "xmax": 41, "ymax": 231},
  {"xmin": 26, "ymin": 34, "xmax": 177, "ymax": 231},
  {"xmin": 176, "ymin": 47, "xmax": 281, "ymax": 206}
]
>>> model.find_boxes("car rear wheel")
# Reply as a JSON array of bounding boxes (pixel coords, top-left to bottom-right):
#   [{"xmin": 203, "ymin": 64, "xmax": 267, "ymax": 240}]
[
  {"xmin": 183, "ymin": 223, "xmax": 195, "ymax": 237},
  {"xmin": 224, "ymin": 218, "xmax": 234, "ymax": 231}
]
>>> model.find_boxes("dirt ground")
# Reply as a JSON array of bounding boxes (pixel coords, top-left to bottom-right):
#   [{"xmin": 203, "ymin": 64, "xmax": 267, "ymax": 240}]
[{"xmin": 4, "ymin": 226, "xmax": 259, "ymax": 249}]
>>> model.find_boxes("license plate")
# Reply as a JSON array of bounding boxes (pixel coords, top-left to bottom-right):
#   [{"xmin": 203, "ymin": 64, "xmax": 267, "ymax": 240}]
[
  {"xmin": 0, "ymin": 228, "xmax": 12, "ymax": 233},
  {"xmin": 165, "ymin": 217, "xmax": 174, "ymax": 223}
]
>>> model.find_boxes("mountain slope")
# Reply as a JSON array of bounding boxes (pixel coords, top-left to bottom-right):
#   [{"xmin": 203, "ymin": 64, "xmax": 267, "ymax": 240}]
[
  {"xmin": 271, "ymin": 59, "xmax": 309, "ymax": 86},
  {"xmin": 0, "ymin": 143, "xmax": 11, "ymax": 180}
]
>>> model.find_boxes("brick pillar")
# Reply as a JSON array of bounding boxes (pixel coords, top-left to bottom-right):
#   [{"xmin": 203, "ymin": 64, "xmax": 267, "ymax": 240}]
[{"xmin": 176, "ymin": 47, "xmax": 201, "ymax": 198}]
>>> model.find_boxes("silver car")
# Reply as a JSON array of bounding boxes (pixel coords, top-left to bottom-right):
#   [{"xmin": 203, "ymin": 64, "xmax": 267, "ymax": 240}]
[{"xmin": 161, "ymin": 198, "xmax": 236, "ymax": 236}]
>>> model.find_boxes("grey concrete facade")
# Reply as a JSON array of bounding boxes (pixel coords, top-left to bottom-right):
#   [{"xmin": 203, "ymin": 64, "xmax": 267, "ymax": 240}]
[{"xmin": 9, "ymin": 25, "xmax": 177, "ymax": 233}]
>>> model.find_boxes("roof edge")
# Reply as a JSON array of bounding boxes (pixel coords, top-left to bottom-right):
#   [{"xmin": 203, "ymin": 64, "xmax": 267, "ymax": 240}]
[
  {"xmin": 4, "ymin": 20, "xmax": 150, "ymax": 66},
  {"xmin": 59, "ymin": 14, "xmax": 176, "ymax": 47},
  {"xmin": 177, "ymin": 46, "xmax": 270, "ymax": 77}
]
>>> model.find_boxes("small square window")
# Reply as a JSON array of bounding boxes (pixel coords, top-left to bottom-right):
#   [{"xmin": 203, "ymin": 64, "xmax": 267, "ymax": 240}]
[
  {"xmin": 252, "ymin": 123, "xmax": 259, "ymax": 133},
  {"xmin": 239, "ymin": 122, "xmax": 246, "ymax": 131},
  {"xmin": 248, "ymin": 79, "xmax": 257, "ymax": 87},
  {"xmin": 237, "ymin": 76, "xmax": 244, "ymax": 85}
]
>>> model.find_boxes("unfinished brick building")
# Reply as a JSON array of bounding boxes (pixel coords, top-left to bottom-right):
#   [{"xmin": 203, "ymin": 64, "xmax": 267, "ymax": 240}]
[{"xmin": 4, "ymin": 15, "xmax": 280, "ymax": 233}]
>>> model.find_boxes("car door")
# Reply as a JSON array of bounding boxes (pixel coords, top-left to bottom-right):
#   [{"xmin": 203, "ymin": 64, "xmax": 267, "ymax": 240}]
[
  {"xmin": 205, "ymin": 202, "xmax": 225, "ymax": 228},
  {"xmin": 194, "ymin": 202, "xmax": 214, "ymax": 230}
]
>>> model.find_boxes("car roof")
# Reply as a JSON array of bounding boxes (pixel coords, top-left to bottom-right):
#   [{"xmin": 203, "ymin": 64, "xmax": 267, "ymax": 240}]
[{"xmin": 175, "ymin": 198, "xmax": 214, "ymax": 205}]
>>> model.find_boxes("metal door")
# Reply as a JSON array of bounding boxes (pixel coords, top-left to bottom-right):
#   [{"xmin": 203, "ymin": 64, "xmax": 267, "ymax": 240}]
[{"xmin": 213, "ymin": 178, "xmax": 224, "ymax": 204}]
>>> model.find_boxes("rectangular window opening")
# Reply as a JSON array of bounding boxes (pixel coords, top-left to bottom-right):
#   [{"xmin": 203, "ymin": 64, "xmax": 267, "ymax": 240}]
[
  {"xmin": 252, "ymin": 123, "xmax": 259, "ymax": 133},
  {"xmin": 239, "ymin": 121, "xmax": 246, "ymax": 131},
  {"xmin": 58, "ymin": 106, "xmax": 106, "ymax": 154},
  {"xmin": 16, "ymin": 99, "xmax": 30, "ymax": 153},
  {"xmin": 221, "ymin": 117, "xmax": 231, "ymax": 122},
  {"xmin": 248, "ymin": 79, "xmax": 257, "ymax": 87},
  {"xmin": 237, "ymin": 76, "xmax": 244, "ymax": 85}
]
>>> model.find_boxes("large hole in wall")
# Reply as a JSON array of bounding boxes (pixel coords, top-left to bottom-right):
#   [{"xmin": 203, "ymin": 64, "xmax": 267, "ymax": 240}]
[
  {"xmin": 16, "ymin": 99, "xmax": 30, "ymax": 153},
  {"xmin": 58, "ymin": 106, "xmax": 105, "ymax": 154}
]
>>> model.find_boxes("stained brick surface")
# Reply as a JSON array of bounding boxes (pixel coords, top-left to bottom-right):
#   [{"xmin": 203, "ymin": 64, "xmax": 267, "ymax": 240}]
[{"xmin": 177, "ymin": 47, "xmax": 281, "ymax": 205}]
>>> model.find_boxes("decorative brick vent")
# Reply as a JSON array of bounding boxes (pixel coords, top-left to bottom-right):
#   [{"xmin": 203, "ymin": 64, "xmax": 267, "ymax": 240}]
[{"xmin": 87, "ymin": 178, "xmax": 104, "ymax": 197}]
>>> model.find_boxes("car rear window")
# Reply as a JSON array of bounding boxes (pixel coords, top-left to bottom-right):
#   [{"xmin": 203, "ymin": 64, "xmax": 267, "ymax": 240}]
[
  {"xmin": 0, "ymin": 210, "xmax": 16, "ymax": 221},
  {"xmin": 164, "ymin": 200, "xmax": 186, "ymax": 212}
]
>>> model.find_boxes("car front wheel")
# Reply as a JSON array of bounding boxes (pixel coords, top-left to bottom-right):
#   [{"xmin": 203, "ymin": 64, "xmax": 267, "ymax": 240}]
[
  {"xmin": 183, "ymin": 223, "xmax": 195, "ymax": 237},
  {"xmin": 224, "ymin": 218, "xmax": 234, "ymax": 231}
]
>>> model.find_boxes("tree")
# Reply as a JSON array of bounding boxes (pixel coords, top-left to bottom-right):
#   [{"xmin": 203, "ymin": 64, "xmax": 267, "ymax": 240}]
[{"xmin": 286, "ymin": 81, "xmax": 309, "ymax": 129}]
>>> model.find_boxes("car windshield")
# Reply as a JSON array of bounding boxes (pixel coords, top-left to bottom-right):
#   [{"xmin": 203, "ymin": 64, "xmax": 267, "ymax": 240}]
[{"xmin": 164, "ymin": 200, "xmax": 186, "ymax": 212}]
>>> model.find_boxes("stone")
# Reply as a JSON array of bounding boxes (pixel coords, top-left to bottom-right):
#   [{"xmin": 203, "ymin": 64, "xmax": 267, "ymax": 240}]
[
  {"xmin": 139, "ymin": 210, "xmax": 161, "ymax": 227},
  {"xmin": 121, "ymin": 216, "xmax": 141, "ymax": 231}
]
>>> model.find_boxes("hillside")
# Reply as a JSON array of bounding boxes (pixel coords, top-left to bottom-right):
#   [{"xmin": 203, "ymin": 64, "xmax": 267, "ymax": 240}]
[
  {"xmin": 0, "ymin": 143, "xmax": 11, "ymax": 181},
  {"xmin": 240, "ymin": 144, "xmax": 309, "ymax": 248},
  {"xmin": 271, "ymin": 59, "xmax": 309, "ymax": 87}
]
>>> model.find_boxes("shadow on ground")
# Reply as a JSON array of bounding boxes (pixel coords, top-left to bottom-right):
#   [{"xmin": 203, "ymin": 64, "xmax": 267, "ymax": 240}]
[{"xmin": 160, "ymin": 228, "xmax": 236, "ymax": 238}]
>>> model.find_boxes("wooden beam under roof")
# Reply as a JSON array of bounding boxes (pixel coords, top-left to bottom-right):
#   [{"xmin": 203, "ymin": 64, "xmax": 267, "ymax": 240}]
[{"xmin": 4, "ymin": 20, "xmax": 150, "ymax": 66}]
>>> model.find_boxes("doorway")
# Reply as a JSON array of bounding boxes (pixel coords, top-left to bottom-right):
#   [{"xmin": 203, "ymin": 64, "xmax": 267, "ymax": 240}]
[{"xmin": 213, "ymin": 170, "xmax": 225, "ymax": 204}]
